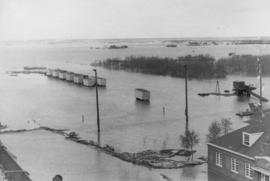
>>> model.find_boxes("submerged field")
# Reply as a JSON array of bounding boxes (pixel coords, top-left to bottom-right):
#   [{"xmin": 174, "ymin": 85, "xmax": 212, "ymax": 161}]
[{"xmin": 0, "ymin": 40, "xmax": 269, "ymax": 180}]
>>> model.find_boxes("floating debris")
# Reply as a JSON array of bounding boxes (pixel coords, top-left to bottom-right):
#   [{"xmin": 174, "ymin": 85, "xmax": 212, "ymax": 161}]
[
  {"xmin": 160, "ymin": 174, "xmax": 173, "ymax": 181},
  {"xmin": 198, "ymin": 93, "xmax": 210, "ymax": 97},
  {"xmin": 65, "ymin": 132, "xmax": 80, "ymax": 140},
  {"xmin": 198, "ymin": 92, "xmax": 235, "ymax": 97},
  {"xmin": 166, "ymin": 44, "xmax": 177, "ymax": 48}
]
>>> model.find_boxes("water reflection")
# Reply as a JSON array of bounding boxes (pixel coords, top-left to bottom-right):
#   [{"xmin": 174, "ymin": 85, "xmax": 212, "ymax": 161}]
[
  {"xmin": 97, "ymin": 131, "xmax": 101, "ymax": 146},
  {"xmin": 134, "ymin": 100, "xmax": 151, "ymax": 110},
  {"xmin": 236, "ymin": 96, "xmax": 250, "ymax": 103},
  {"xmin": 181, "ymin": 167, "xmax": 198, "ymax": 180}
]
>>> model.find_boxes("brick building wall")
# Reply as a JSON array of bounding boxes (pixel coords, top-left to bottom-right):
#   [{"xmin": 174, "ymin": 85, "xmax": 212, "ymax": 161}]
[{"xmin": 208, "ymin": 144, "xmax": 255, "ymax": 181}]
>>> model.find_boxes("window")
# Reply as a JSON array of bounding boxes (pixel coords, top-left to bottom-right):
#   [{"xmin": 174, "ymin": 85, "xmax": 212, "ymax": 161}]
[
  {"xmin": 231, "ymin": 158, "xmax": 239, "ymax": 173},
  {"xmin": 243, "ymin": 133, "xmax": 250, "ymax": 146},
  {"xmin": 245, "ymin": 163, "xmax": 253, "ymax": 179},
  {"xmin": 261, "ymin": 174, "xmax": 270, "ymax": 181},
  {"xmin": 215, "ymin": 152, "xmax": 223, "ymax": 167}
]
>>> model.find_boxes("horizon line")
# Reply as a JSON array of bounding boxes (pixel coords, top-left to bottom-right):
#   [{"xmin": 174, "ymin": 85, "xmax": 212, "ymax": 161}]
[{"xmin": 1, "ymin": 35, "xmax": 270, "ymax": 42}]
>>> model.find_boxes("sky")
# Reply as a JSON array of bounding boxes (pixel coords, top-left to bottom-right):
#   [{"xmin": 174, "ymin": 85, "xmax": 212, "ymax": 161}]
[{"xmin": 0, "ymin": 0, "xmax": 270, "ymax": 40}]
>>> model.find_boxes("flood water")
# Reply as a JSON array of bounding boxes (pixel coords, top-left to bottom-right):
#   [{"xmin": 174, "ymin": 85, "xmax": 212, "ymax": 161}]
[{"xmin": 0, "ymin": 40, "xmax": 270, "ymax": 181}]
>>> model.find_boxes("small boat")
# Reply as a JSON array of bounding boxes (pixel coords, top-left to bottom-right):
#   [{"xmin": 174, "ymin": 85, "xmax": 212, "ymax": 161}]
[
  {"xmin": 224, "ymin": 90, "xmax": 230, "ymax": 93},
  {"xmin": 166, "ymin": 44, "xmax": 177, "ymax": 48},
  {"xmin": 236, "ymin": 110, "xmax": 253, "ymax": 117},
  {"xmin": 198, "ymin": 93, "xmax": 210, "ymax": 97}
]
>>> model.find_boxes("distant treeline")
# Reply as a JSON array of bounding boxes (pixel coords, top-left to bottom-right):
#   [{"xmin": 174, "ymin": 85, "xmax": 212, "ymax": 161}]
[
  {"xmin": 94, "ymin": 54, "xmax": 270, "ymax": 78},
  {"xmin": 218, "ymin": 55, "xmax": 270, "ymax": 76},
  {"xmin": 233, "ymin": 40, "xmax": 270, "ymax": 45},
  {"xmin": 94, "ymin": 55, "xmax": 226, "ymax": 78}
]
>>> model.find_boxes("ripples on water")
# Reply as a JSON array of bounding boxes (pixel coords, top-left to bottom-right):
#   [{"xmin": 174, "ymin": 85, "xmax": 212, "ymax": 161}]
[{"xmin": 0, "ymin": 41, "xmax": 269, "ymax": 180}]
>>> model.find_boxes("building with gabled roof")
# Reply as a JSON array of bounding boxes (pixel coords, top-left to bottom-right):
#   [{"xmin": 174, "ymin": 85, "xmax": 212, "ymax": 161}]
[{"xmin": 208, "ymin": 116, "xmax": 270, "ymax": 181}]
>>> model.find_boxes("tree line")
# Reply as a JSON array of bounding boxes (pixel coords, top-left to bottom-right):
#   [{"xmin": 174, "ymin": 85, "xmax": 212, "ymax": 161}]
[
  {"xmin": 94, "ymin": 54, "xmax": 270, "ymax": 78},
  {"xmin": 94, "ymin": 55, "xmax": 225, "ymax": 78},
  {"xmin": 217, "ymin": 54, "xmax": 270, "ymax": 76}
]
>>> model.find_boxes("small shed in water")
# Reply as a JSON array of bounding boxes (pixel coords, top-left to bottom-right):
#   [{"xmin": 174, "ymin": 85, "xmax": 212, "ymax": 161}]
[{"xmin": 135, "ymin": 88, "xmax": 150, "ymax": 101}]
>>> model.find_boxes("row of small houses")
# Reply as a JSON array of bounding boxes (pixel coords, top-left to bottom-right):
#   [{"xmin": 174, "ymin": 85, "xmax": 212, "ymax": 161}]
[{"xmin": 46, "ymin": 69, "xmax": 106, "ymax": 87}]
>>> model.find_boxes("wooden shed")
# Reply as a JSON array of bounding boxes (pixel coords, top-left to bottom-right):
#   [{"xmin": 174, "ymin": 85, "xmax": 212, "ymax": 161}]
[{"xmin": 135, "ymin": 88, "xmax": 150, "ymax": 101}]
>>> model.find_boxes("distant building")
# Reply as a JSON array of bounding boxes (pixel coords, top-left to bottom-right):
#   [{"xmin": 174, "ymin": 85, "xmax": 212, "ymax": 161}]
[{"xmin": 208, "ymin": 116, "xmax": 270, "ymax": 181}]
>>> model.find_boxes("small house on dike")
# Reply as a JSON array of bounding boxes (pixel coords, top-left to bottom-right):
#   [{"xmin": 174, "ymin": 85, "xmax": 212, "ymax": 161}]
[
  {"xmin": 65, "ymin": 71, "xmax": 75, "ymax": 82},
  {"xmin": 51, "ymin": 69, "xmax": 60, "ymax": 78},
  {"xmin": 58, "ymin": 70, "xmax": 67, "ymax": 80},
  {"xmin": 208, "ymin": 116, "xmax": 270, "ymax": 181},
  {"xmin": 97, "ymin": 77, "xmax": 106, "ymax": 87},
  {"xmin": 46, "ymin": 69, "xmax": 53, "ymax": 77},
  {"xmin": 73, "ymin": 73, "xmax": 84, "ymax": 84},
  {"xmin": 82, "ymin": 75, "xmax": 95, "ymax": 87}
]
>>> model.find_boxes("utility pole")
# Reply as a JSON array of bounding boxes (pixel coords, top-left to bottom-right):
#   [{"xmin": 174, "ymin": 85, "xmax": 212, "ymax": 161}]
[
  {"xmin": 258, "ymin": 57, "xmax": 263, "ymax": 120},
  {"xmin": 216, "ymin": 80, "xmax": 220, "ymax": 94},
  {"xmin": 184, "ymin": 65, "xmax": 189, "ymax": 133},
  {"xmin": 93, "ymin": 69, "xmax": 100, "ymax": 133},
  {"xmin": 258, "ymin": 57, "xmax": 262, "ymax": 107}
]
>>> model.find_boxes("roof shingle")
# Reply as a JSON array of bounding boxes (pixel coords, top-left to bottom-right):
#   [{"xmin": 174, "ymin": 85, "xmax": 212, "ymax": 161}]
[{"xmin": 210, "ymin": 116, "xmax": 270, "ymax": 158}]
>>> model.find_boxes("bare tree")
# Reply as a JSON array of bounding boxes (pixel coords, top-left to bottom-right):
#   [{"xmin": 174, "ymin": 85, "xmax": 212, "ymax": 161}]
[
  {"xmin": 220, "ymin": 118, "xmax": 232, "ymax": 135},
  {"xmin": 180, "ymin": 130, "xmax": 199, "ymax": 160},
  {"xmin": 206, "ymin": 121, "xmax": 222, "ymax": 142},
  {"xmin": 206, "ymin": 118, "xmax": 233, "ymax": 142}
]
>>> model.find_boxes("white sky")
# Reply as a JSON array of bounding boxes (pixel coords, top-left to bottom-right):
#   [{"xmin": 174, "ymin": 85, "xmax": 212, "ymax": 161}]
[{"xmin": 0, "ymin": 0, "xmax": 270, "ymax": 40}]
